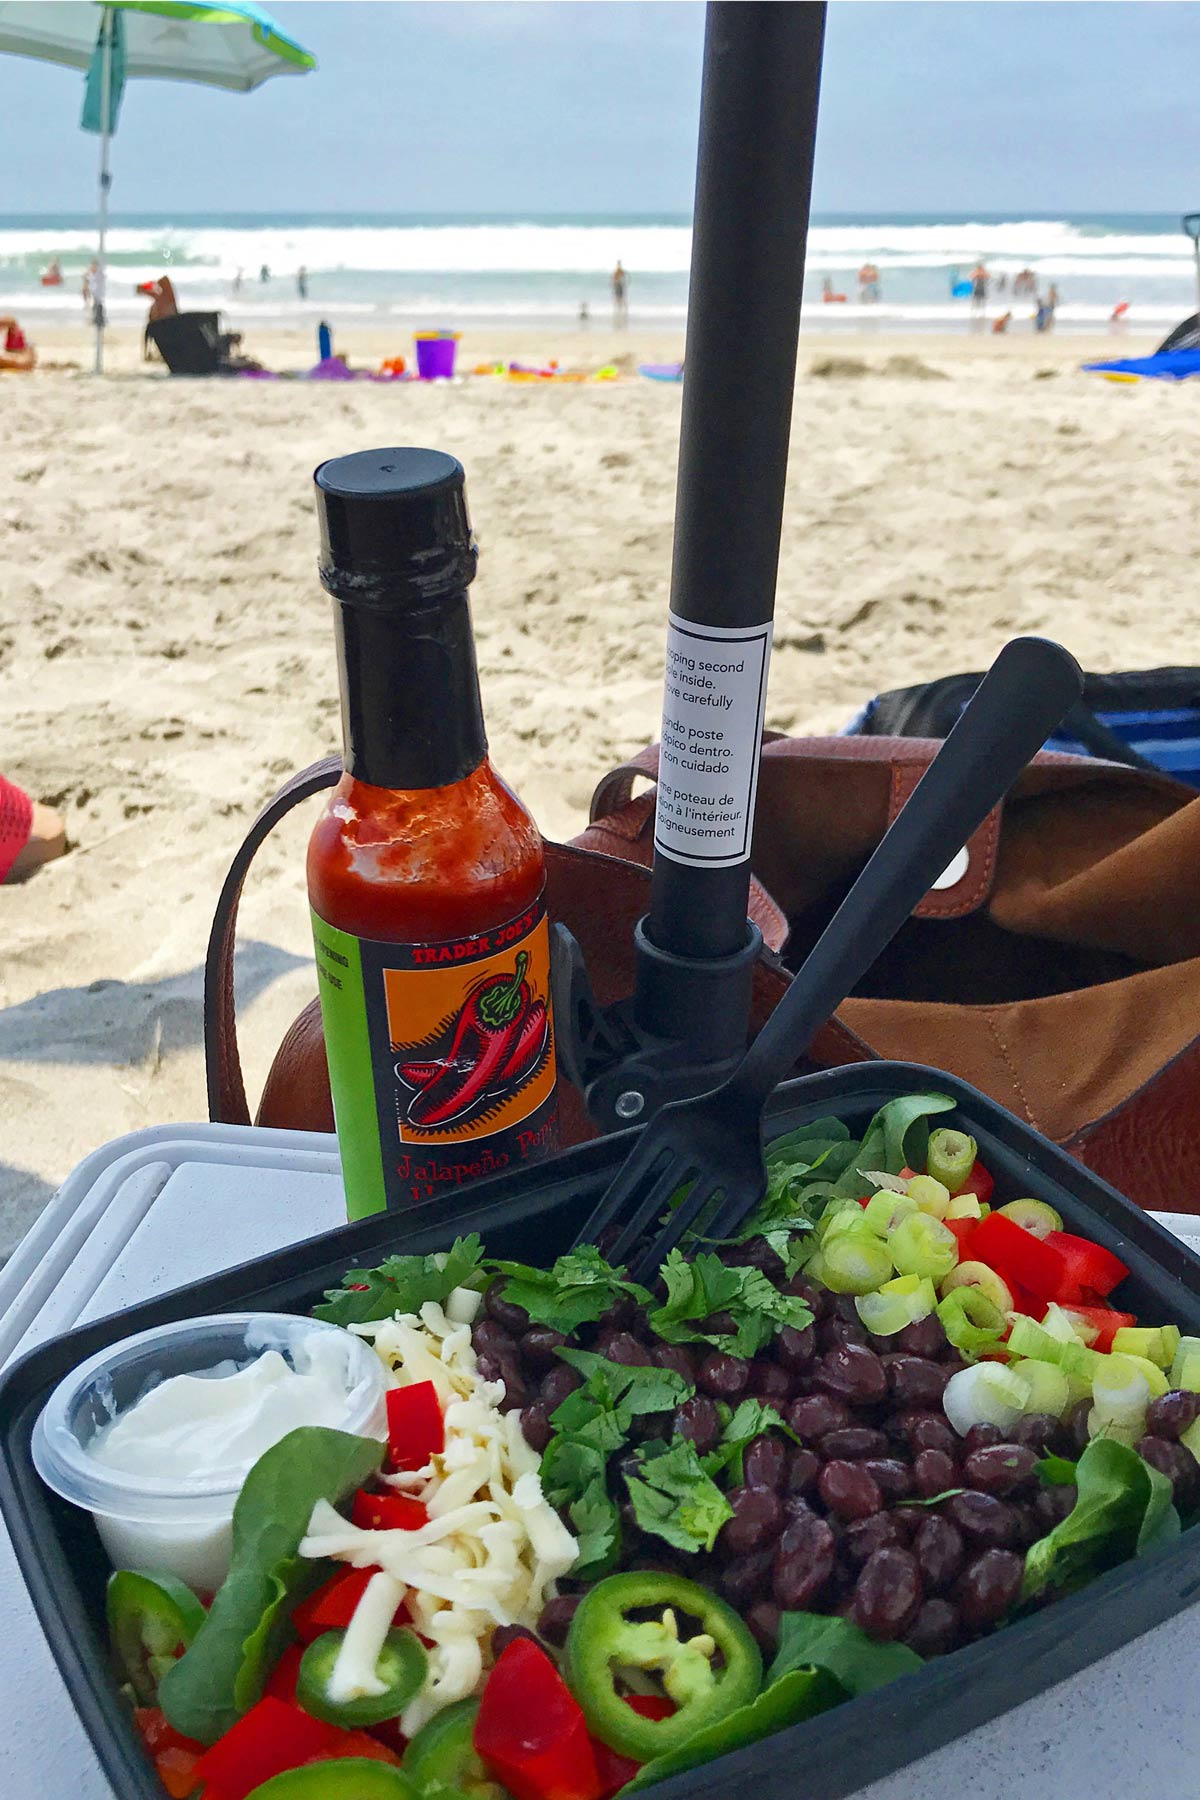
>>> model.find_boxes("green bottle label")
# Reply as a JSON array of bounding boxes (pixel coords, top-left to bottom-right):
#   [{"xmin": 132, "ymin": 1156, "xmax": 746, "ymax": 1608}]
[{"xmin": 311, "ymin": 899, "xmax": 559, "ymax": 1220}]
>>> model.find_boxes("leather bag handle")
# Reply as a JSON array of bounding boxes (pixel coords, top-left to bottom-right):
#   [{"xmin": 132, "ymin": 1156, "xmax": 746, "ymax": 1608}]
[{"xmin": 204, "ymin": 756, "xmax": 341, "ymax": 1124}]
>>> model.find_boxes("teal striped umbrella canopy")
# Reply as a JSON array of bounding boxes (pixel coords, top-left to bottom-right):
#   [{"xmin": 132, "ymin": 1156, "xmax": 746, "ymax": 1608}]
[{"xmin": 0, "ymin": 2, "xmax": 316, "ymax": 368}]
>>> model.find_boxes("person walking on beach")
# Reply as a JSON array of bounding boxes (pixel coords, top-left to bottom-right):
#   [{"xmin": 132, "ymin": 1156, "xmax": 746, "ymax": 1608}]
[
  {"xmin": 970, "ymin": 262, "xmax": 989, "ymax": 317},
  {"xmin": 297, "ymin": 265, "xmax": 308, "ymax": 299},
  {"xmin": 259, "ymin": 263, "xmax": 271, "ymax": 284},
  {"xmin": 611, "ymin": 261, "xmax": 628, "ymax": 328},
  {"xmin": 82, "ymin": 259, "xmax": 105, "ymax": 328},
  {"xmin": 857, "ymin": 261, "xmax": 881, "ymax": 302},
  {"xmin": 233, "ymin": 267, "xmax": 244, "ymax": 294}
]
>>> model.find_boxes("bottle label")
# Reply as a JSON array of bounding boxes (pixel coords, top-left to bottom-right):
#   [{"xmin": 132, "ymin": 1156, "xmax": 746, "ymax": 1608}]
[
  {"xmin": 311, "ymin": 897, "xmax": 559, "ymax": 1219},
  {"xmin": 653, "ymin": 611, "xmax": 774, "ymax": 868}
]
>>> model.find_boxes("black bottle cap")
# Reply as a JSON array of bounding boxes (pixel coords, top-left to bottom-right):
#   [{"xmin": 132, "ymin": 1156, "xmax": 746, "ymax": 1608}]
[{"xmin": 315, "ymin": 447, "xmax": 477, "ymax": 606}]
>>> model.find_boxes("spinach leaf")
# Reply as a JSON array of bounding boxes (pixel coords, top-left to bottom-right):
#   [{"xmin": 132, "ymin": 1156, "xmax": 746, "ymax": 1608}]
[
  {"xmin": 626, "ymin": 1668, "xmax": 843, "ymax": 1791},
  {"xmin": 487, "ymin": 1246, "xmax": 652, "ymax": 1335},
  {"xmin": 830, "ymin": 1093, "xmax": 956, "ymax": 1198},
  {"xmin": 648, "ymin": 1250, "xmax": 812, "ymax": 1358},
  {"xmin": 768, "ymin": 1611, "xmax": 923, "ymax": 1695},
  {"xmin": 624, "ymin": 1440, "xmax": 733, "ymax": 1554},
  {"xmin": 314, "ymin": 1234, "xmax": 486, "ymax": 1328},
  {"xmin": 1022, "ymin": 1437, "xmax": 1180, "ymax": 1602},
  {"xmin": 159, "ymin": 1426, "xmax": 383, "ymax": 1743}
]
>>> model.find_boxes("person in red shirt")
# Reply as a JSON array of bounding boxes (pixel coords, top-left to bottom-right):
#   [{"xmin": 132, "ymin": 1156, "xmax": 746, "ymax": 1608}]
[
  {"xmin": 0, "ymin": 777, "xmax": 65, "ymax": 884},
  {"xmin": 0, "ymin": 316, "xmax": 35, "ymax": 371}
]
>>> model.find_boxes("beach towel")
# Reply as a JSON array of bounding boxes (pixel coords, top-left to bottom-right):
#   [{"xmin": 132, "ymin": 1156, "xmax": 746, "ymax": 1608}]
[{"xmin": 1082, "ymin": 347, "xmax": 1200, "ymax": 382}]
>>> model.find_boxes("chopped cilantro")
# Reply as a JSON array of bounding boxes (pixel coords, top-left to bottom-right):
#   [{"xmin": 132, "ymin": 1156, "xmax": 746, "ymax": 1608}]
[
  {"xmin": 624, "ymin": 1440, "xmax": 734, "ymax": 1553},
  {"xmin": 313, "ymin": 1234, "xmax": 486, "ymax": 1328},
  {"xmin": 487, "ymin": 1245, "xmax": 652, "ymax": 1335},
  {"xmin": 649, "ymin": 1249, "xmax": 812, "ymax": 1357},
  {"xmin": 702, "ymin": 1399, "xmax": 800, "ymax": 1485}
]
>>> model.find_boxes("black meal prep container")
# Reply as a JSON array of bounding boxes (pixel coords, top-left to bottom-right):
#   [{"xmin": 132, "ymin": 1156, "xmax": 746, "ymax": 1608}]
[{"xmin": 3, "ymin": 1061, "xmax": 1200, "ymax": 1800}]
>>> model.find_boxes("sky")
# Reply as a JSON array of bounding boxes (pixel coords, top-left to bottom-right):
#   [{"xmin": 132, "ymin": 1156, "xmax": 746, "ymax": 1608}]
[{"xmin": 0, "ymin": 2, "xmax": 1195, "ymax": 217}]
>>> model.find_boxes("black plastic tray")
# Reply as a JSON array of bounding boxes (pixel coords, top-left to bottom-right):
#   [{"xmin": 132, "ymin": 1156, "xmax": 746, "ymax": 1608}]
[{"xmin": 4, "ymin": 1062, "xmax": 1200, "ymax": 1800}]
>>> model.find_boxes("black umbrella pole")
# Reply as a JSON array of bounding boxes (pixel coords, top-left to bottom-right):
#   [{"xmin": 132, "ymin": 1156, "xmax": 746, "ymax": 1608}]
[{"xmin": 636, "ymin": 0, "xmax": 826, "ymax": 1050}]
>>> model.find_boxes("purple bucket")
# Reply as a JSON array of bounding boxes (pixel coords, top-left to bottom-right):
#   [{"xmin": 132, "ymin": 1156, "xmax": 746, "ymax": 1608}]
[{"xmin": 415, "ymin": 334, "xmax": 458, "ymax": 379}]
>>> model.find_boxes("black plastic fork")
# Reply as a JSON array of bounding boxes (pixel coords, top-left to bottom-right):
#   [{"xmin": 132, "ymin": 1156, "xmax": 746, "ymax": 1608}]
[{"xmin": 572, "ymin": 636, "xmax": 1084, "ymax": 1283}]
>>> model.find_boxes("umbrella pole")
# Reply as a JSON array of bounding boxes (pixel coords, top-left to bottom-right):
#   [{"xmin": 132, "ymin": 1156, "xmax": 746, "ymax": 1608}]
[
  {"xmin": 634, "ymin": 1, "xmax": 826, "ymax": 1049},
  {"xmin": 93, "ymin": 5, "xmax": 114, "ymax": 376}
]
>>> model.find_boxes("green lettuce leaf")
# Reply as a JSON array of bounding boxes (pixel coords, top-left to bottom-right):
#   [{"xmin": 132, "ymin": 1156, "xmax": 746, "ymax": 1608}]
[
  {"xmin": 626, "ymin": 1668, "xmax": 843, "ymax": 1791},
  {"xmin": 830, "ymin": 1092, "xmax": 957, "ymax": 1198},
  {"xmin": 624, "ymin": 1440, "xmax": 733, "ymax": 1554},
  {"xmin": 159, "ymin": 1426, "xmax": 383, "ymax": 1743},
  {"xmin": 1022, "ymin": 1437, "xmax": 1180, "ymax": 1602},
  {"xmin": 768, "ymin": 1611, "xmax": 923, "ymax": 1695},
  {"xmin": 313, "ymin": 1234, "xmax": 486, "ymax": 1328}
]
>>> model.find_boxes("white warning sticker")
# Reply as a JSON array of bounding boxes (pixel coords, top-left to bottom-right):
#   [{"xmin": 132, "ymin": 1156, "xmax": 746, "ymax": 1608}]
[{"xmin": 653, "ymin": 612, "xmax": 773, "ymax": 868}]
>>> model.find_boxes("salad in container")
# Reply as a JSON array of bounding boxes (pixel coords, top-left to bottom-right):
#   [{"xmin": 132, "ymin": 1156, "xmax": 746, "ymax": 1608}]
[{"xmin": 19, "ymin": 1084, "xmax": 1200, "ymax": 1800}]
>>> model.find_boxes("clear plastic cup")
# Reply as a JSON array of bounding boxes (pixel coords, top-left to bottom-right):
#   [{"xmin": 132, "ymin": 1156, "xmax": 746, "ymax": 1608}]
[{"xmin": 32, "ymin": 1313, "xmax": 387, "ymax": 1591}]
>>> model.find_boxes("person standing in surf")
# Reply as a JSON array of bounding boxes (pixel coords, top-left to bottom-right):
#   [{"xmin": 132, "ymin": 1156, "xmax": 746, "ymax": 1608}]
[{"xmin": 611, "ymin": 261, "xmax": 628, "ymax": 328}]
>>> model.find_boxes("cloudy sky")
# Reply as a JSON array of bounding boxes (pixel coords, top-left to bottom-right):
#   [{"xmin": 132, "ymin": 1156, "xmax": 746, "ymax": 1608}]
[{"xmin": 0, "ymin": 2, "xmax": 1192, "ymax": 216}]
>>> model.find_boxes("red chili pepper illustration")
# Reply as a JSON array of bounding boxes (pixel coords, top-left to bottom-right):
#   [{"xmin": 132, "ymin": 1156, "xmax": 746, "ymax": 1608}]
[{"xmin": 401, "ymin": 952, "xmax": 549, "ymax": 1129}]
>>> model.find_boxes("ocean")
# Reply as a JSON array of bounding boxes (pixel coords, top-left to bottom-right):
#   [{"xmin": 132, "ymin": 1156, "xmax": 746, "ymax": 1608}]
[{"xmin": 2, "ymin": 210, "xmax": 1196, "ymax": 334}]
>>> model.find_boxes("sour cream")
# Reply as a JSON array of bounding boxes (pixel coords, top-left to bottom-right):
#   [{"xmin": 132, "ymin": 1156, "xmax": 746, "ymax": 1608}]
[{"xmin": 33, "ymin": 1314, "xmax": 388, "ymax": 1590}]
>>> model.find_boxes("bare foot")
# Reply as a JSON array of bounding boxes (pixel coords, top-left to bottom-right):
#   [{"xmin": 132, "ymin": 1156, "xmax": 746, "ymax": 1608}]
[{"xmin": 6, "ymin": 800, "xmax": 67, "ymax": 881}]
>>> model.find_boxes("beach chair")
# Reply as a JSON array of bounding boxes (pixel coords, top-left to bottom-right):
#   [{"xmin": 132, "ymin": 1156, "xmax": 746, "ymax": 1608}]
[{"xmin": 145, "ymin": 311, "xmax": 245, "ymax": 376}]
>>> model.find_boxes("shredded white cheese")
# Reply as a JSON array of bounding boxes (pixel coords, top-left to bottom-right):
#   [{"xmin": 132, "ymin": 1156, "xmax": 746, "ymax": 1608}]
[{"xmin": 301, "ymin": 1299, "xmax": 577, "ymax": 1734}]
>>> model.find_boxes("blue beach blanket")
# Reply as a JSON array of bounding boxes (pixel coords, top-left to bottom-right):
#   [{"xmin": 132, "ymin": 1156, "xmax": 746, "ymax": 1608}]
[{"xmin": 1082, "ymin": 348, "xmax": 1200, "ymax": 381}]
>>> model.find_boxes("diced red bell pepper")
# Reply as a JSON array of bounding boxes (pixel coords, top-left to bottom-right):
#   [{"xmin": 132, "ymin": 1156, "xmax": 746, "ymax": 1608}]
[
  {"xmin": 474, "ymin": 1637, "xmax": 603, "ymax": 1800},
  {"xmin": 945, "ymin": 1218, "xmax": 977, "ymax": 1254},
  {"xmin": 263, "ymin": 1642, "xmax": 305, "ymax": 1704},
  {"xmin": 133, "ymin": 1709, "xmax": 204, "ymax": 1760},
  {"xmin": 351, "ymin": 1489, "xmax": 429, "ymax": 1533},
  {"xmin": 1044, "ymin": 1231, "xmax": 1130, "ymax": 1302},
  {"xmin": 954, "ymin": 1159, "xmax": 994, "ymax": 1206},
  {"xmin": 192, "ymin": 1696, "xmax": 340, "ymax": 1800},
  {"xmin": 993, "ymin": 1271, "xmax": 1044, "ymax": 1318},
  {"xmin": 1060, "ymin": 1303, "xmax": 1138, "ymax": 1353},
  {"xmin": 155, "ymin": 1745, "xmax": 204, "ymax": 1799},
  {"xmin": 386, "ymin": 1380, "xmax": 445, "ymax": 1470},
  {"xmin": 306, "ymin": 1728, "xmax": 403, "ymax": 1767},
  {"xmin": 290, "ymin": 1564, "xmax": 409, "ymax": 1644},
  {"xmin": 590, "ymin": 1698, "xmax": 675, "ymax": 1800},
  {"xmin": 623, "ymin": 1697, "xmax": 676, "ymax": 1722},
  {"xmin": 364, "ymin": 1716, "xmax": 409, "ymax": 1759},
  {"xmin": 968, "ymin": 1212, "xmax": 1067, "ymax": 1301}
]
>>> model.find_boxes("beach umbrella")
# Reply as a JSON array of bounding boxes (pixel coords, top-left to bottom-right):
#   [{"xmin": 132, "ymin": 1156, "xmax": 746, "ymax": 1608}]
[{"xmin": 0, "ymin": 1, "xmax": 315, "ymax": 372}]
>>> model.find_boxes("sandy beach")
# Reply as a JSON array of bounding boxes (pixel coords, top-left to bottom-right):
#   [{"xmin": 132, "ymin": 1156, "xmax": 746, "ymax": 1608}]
[{"xmin": 1, "ymin": 318, "xmax": 1194, "ymax": 1249}]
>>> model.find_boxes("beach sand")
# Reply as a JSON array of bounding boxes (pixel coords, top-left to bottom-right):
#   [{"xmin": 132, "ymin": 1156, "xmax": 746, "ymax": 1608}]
[{"xmin": 1, "ymin": 318, "xmax": 1193, "ymax": 1249}]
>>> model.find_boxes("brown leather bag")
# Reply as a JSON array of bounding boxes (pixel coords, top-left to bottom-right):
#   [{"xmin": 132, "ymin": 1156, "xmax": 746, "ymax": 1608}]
[{"xmin": 205, "ymin": 737, "xmax": 1200, "ymax": 1213}]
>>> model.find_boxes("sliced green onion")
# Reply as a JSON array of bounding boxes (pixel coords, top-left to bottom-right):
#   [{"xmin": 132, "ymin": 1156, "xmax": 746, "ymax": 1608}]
[
  {"xmin": 862, "ymin": 1190, "xmax": 918, "ymax": 1238},
  {"xmin": 996, "ymin": 1198, "xmax": 1063, "ymax": 1239},
  {"xmin": 1112, "ymin": 1351, "xmax": 1168, "ymax": 1398},
  {"xmin": 1178, "ymin": 1353, "xmax": 1200, "ymax": 1394},
  {"xmin": 1089, "ymin": 1354, "xmax": 1151, "ymax": 1441},
  {"xmin": 908, "ymin": 1175, "xmax": 951, "ymax": 1220},
  {"xmin": 1006, "ymin": 1316, "xmax": 1062, "ymax": 1363},
  {"xmin": 821, "ymin": 1231, "xmax": 895, "ymax": 1295},
  {"xmin": 1181, "ymin": 1416, "xmax": 1200, "ymax": 1461},
  {"xmin": 855, "ymin": 1274, "xmax": 937, "ymax": 1336},
  {"xmin": 820, "ymin": 1201, "xmax": 870, "ymax": 1244},
  {"xmin": 937, "ymin": 1286, "xmax": 1006, "ymax": 1359},
  {"xmin": 927, "ymin": 1128, "xmax": 977, "ymax": 1194},
  {"xmin": 1057, "ymin": 1338, "xmax": 1103, "ymax": 1383},
  {"xmin": 858, "ymin": 1169, "xmax": 915, "ymax": 1195},
  {"xmin": 1111, "ymin": 1326, "xmax": 1171, "ymax": 1369},
  {"xmin": 939, "ymin": 1261, "xmax": 1014, "ymax": 1313},
  {"xmin": 1010, "ymin": 1357, "xmax": 1070, "ymax": 1418},
  {"xmin": 946, "ymin": 1193, "xmax": 983, "ymax": 1221},
  {"xmin": 943, "ymin": 1362, "xmax": 1031, "ymax": 1437},
  {"xmin": 1042, "ymin": 1302, "xmax": 1088, "ymax": 1346},
  {"xmin": 888, "ymin": 1213, "xmax": 958, "ymax": 1283},
  {"xmin": 1170, "ymin": 1334, "xmax": 1200, "ymax": 1390}
]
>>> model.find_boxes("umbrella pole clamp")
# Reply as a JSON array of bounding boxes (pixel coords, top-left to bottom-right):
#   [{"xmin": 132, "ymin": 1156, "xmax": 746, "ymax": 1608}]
[{"xmin": 551, "ymin": 918, "xmax": 761, "ymax": 1133}]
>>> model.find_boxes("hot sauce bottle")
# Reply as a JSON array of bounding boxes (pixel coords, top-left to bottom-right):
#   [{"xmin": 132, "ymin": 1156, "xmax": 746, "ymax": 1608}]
[{"xmin": 308, "ymin": 447, "xmax": 559, "ymax": 1218}]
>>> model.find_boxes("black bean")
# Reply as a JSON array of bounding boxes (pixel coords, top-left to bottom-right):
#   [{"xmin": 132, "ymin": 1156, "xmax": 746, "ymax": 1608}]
[
  {"xmin": 860, "ymin": 1458, "xmax": 914, "ymax": 1500},
  {"xmin": 962, "ymin": 1422, "xmax": 1004, "ymax": 1456},
  {"xmin": 912, "ymin": 1448, "xmax": 959, "ymax": 1498},
  {"xmin": 819, "ymin": 1315, "xmax": 870, "ymax": 1352},
  {"xmin": 748, "ymin": 1359, "xmax": 793, "ymax": 1405},
  {"xmin": 775, "ymin": 1323, "xmax": 817, "ymax": 1373},
  {"xmin": 850, "ymin": 1548, "xmax": 923, "ymax": 1641},
  {"xmin": 650, "ymin": 1343, "xmax": 697, "ymax": 1383},
  {"xmin": 844, "ymin": 1513, "xmax": 907, "ymax": 1567},
  {"xmin": 745, "ymin": 1599, "xmax": 782, "ymax": 1656},
  {"xmin": 725, "ymin": 1236, "xmax": 786, "ymax": 1279},
  {"xmin": 520, "ymin": 1326, "xmax": 567, "ymax": 1371},
  {"xmin": 772, "ymin": 1514, "xmax": 837, "ymax": 1609},
  {"xmin": 536, "ymin": 1594, "xmax": 580, "ymax": 1646},
  {"xmin": 491, "ymin": 1623, "xmax": 539, "ymax": 1657},
  {"xmin": 785, "ymin": 1445, "xmax": 821, "ymax": 1499},
  {"xmin": 942, "ymin": 1491, "xmax": 1021, "ymax": 1549},
  {"xmin": 819, "ymin": 1426, "xmax": 890, "ymax": 1461},
  {"xmin": 697, "ymin": 1352, "xmax": 751, "ymax": 1401},
  {"xmin": 719, "ymin": 1547, "xmax": 776, "ymax": 1608},
  {"xmin": 787, "ymin": 1392, "xmax": 852, "ymax": 1441},
  {"xmin": 783, "ymin": 1494, "xmax": 816, "ymax": 1524},
  {"xmin": 717, "ymin": 1486, "xmax": 785, "ymax": 1558},
  {"xmin": 1147, "ymin": 1391, "xmax": 1200, "ymax": 1441},
  {"xmin": 476, "ymin": 1353, "xmax": 502, "ymax": 1384},
  {"xmin": 597, "ymin": 1296, "xmax": 639, "ymax": 1332},
  {"xmin": 882, "ymin": 1355, "xmax": 949, "ymax": 1409},
  {"xmin": 818, "ymin": 1460, "xmax": 885, "ymax": 1521},
  {"xmin": 963, "ymin": 1444, "xmax": 1038, "ymax": 1498},
  {"xmin": 1064, "ymin": 1398, "xmax": 1093, "ymax": 1456},
  {"xmin": 814, "ymin": 1344, "xmax": 888, "ymax": 1407},
  {"xmin": 473, "ymin": 1318, "xmax": 517, "ymax": 1358},
  {"xmin": 898, "ymin": 1411, "xmax": 959, "ymax": 1458},
  {"xmin": 540, "ymin": 1363, "xmax": 583, "ymax": 1412},
  {"xmin": 494, "ymin": 1355, "xmax": 528, "ymax": 1412},
  {"xmin": 674, "ymin": 1395, "xmax": 722, "ymax": 1456},
  {"xmin": 1010, "ymin": 1413, "xmax": 1063, "ymax": 1454},
  {"xmin": 702, "ymin": 1309, "xmax": 740, "ymax": 1337},
  {"xmin": 787, "ymin": 1275, "xmax": 833, "ymax": 1317},
  {"xmin": 1007, "ymin": 1502, "xmax": 1042, "ymax": 1551},
  {"xmin": 598, "ymin": 1330, "xmax": 654, "ymax": 1367},
  {"xmin": 904, "ymin": 1597, "xmax": 960, "ymax": 1656},
  {"xmin": 955, "ymin": 1549, "xmax": 1023, "ymax": 1628},
  {"xmin": 897, "ymin": 1315, "xmax": 948, "ymax": 1358},
  {"xmin": 913, "ymin": 1515, "xmax": 965, "ymax": 1592},
  {"xmin": 484, "ymin": 1287, "xmax": 530, "ymax": 1333},
  {"xmin": 1033, "ymin": 1484, "xmax": 1077, "ymax": 1532},
  {"xmin": 519, "ymin": 1402, "xmax": 552, "ymax": 1453},
  {"xmin": 940, "ymin": 1352, "xmax": 969, "ymax": 1377},
  {"xmin": 1137, "ymin": 1434, "xmax": 1199, "ymax": 1503},
  {"xmin": 744, "ymin": 1435, "xmax": 789, "ymax": 1492}
]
